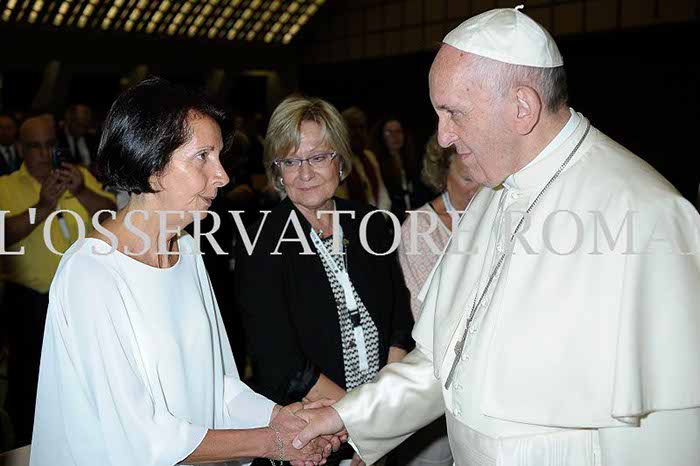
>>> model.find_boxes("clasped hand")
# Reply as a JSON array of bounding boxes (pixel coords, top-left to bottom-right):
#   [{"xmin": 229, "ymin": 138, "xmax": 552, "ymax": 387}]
[{"xmin": 269, "ymin": 399, "xmax": 347, "ymax": 466}]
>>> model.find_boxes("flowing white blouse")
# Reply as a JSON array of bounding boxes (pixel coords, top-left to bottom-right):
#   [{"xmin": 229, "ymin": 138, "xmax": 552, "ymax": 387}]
[{"xmin": 30, "ymin": 234, "xmax": 275, "ymax": 466}]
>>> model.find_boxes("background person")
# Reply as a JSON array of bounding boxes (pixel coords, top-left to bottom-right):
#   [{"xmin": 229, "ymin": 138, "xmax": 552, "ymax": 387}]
[
  {"xmin": 0, "ymin": 113, "xmax": 20, "ymax": 175},
  {"xmin": 399, "ymin": 133, "xmax": 480, "ymax": 317},
  {"xmin": 57, "ymin": 104, "xmax": 99, "ymax": 169},
  {"xmin": 369, "ymin": 117, "xmax": 419, "ymax": 222},
  {"xmin": 235, "ymin": 95, "xmax": 414, "ymax": 466},
  {"xmin": 0, "ymin": 114, "xmax": 115, "ymax": 447}
]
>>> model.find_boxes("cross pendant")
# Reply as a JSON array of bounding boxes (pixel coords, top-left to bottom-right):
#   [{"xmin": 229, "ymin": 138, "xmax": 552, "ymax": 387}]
[{"xmin": 444, "ymin": 323, "xmax": 469, "ymax": 389}]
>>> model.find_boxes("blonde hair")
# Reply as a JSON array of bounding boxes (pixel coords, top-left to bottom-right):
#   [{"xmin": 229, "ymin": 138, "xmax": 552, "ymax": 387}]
[
  {"xmin": 421, "ymin": 132, "xmax": 455, "ymax": 193},
  {"xmin": 264, "ymin": 95, "xmax": 353, "ymax": 193}
]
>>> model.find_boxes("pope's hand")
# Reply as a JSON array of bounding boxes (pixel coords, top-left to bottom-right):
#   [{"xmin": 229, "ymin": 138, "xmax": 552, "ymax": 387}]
[{"xmin": 292, "ymin": 405, "xmax": 346, "ymax": 450}]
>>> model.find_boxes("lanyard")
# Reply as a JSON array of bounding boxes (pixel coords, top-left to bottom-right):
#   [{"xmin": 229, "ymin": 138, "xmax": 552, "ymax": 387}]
[
  {"xmin": 310, "ymin": 226, "xmax": 369, "ymax": 371},
  {"xmin": 442, "ymin": 191, "xmax": 455, "ymax": 212}
]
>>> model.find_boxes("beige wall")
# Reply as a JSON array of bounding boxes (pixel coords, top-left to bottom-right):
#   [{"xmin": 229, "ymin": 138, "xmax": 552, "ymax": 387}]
[{"xmin": 303, "ymin": 0, "xmax": 697, "ymax": 63}]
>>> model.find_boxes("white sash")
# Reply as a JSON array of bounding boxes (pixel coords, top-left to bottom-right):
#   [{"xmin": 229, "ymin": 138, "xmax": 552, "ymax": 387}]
[{"xmin": 311, "ymin": 227, "xmax": 369, "ymax": 371}]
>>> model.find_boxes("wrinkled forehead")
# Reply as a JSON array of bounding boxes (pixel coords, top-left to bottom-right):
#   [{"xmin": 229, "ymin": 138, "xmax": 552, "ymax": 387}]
[{"xmin": 429, "ymin": 46, "xmax": 483, "ymax": 105}]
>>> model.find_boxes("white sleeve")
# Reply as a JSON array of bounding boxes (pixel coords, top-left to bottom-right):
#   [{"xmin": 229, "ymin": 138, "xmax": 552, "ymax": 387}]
[
  {"xmin": 333, "ymin": 346, "xmax": 444, "ymax": 465},
  {"xmin": 46, "ymin": 255, "xmax": 208, "ymax": 466}
]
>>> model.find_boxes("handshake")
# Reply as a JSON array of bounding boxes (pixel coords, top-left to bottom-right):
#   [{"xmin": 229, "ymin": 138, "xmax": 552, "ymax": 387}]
[{"xmin": 267, "ymin": 399, "xmax": 350, "ymax": 466}]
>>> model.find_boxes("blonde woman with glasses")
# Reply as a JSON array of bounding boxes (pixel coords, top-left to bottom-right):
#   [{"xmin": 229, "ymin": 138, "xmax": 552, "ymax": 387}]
[{"xmin": 235, "ymin": 96, "xmax": 414, "ymax": 466}]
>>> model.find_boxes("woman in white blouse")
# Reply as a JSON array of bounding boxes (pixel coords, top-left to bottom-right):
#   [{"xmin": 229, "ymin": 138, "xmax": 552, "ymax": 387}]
[{"xmin": 30, "ymin": 78, "xmax": 335, "ymax": 466}]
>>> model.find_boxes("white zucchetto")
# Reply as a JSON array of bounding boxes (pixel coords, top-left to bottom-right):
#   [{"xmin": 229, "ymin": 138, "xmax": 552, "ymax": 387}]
[{"xmin": 443, "ymin": 5, "xmax": 563, "ymax": 68}]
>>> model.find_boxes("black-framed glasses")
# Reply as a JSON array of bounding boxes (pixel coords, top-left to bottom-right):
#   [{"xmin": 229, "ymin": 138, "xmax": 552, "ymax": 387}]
[{"xmin": 273, "ymin": 151, "xmax": 337, "ymax": 171}]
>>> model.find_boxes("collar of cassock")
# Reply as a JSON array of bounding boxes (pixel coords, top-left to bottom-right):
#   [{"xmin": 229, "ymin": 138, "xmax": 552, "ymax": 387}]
[{"xmin": 503, "ymin": 107, "xmax": 585, "ymax": 192}]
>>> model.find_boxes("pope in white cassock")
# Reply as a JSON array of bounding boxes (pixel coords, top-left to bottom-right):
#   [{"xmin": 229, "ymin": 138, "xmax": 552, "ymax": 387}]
[{"xmin": 292, "ymin": 6, "xmax": 700, "ymax": 466}]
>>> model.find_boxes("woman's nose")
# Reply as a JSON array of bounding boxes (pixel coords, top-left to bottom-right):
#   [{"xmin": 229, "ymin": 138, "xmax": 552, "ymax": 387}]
[{"xmin": 211, "ymin": 160, "xmax": 230, "ymax": 188}]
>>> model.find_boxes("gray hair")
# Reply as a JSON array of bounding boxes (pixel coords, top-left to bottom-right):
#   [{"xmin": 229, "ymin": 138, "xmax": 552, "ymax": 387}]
[{"xmin": 470, "ymin": 55, "xmax": 568, "ymax": 113}]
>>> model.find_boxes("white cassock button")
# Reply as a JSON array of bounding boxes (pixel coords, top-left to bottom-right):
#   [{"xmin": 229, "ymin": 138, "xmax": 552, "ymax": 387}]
[
  {"xmin": 510, "ymin": 191, "xmax": 521, "ymax": 200},
  {"xmin": 496, "ymin": 243, "xmax": 504, "ymax": 253},
  {"xmin": 461, "ymin": 352, "xmax": 470, "ymax": 361},
  {"xmin": 469, "ymin": 326, "xmax": 478, "ymax": 334},
  {"xmin": 480, "ymin": 297, "xmax": 489, "ymax": 308},
  {"xmin": 454, "ymin": 408, "xmax": 463, "ymax": 417},
  {"xmin": 454, "ymin": 383, "xmax": 463, "ymax": 391}
]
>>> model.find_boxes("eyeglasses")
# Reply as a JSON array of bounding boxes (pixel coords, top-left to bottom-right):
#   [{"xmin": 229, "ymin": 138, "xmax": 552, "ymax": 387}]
[{"xmin": 273, "ymin": 151, "xmax": 337, "ymax": 171}]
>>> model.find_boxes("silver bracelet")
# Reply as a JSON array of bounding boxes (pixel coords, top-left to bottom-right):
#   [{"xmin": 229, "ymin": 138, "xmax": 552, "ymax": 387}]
[{"xmin": 269, "ymin": 425, "xmax": 284, "ymax": 466}]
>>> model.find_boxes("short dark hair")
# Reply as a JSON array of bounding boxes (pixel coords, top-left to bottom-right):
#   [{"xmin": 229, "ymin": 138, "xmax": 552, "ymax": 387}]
[{"xmin": 96, "ymin": 77, "xmax": 229, "ymax": 194}]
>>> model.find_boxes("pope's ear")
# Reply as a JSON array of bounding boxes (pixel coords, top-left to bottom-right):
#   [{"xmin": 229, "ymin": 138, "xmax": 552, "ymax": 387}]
[{"xmin": 512, "ymin": 86, "xmax": 542, "ymax": 135}]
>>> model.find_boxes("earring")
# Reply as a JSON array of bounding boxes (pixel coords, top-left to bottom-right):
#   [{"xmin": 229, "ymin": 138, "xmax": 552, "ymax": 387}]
[
  {"xmin": 339, "ymin": 168, "xmax": 344, "ymax": 178},
  {"xmin": 279, "ymin": 177, "xmax": 285, "ymax": 187}
]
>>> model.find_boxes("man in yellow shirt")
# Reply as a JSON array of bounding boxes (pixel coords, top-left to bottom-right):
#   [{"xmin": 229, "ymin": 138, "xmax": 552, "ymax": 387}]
[{"xmin": 0, "ymin": 115, "xmax": 115, "ymax": 446}]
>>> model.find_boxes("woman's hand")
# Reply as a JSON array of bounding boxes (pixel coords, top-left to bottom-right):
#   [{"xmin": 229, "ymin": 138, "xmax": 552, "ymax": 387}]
[
  {"xmin": 269, "ymin": 403, "xmax": 332, "ymax": 466},
  {"xmin": 350, "ymin": 452, "xmax": 366, "ymax": 466},
  {"xmin": 387, "ymin": 346, "xmax": 407, "ymax": 364}
]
